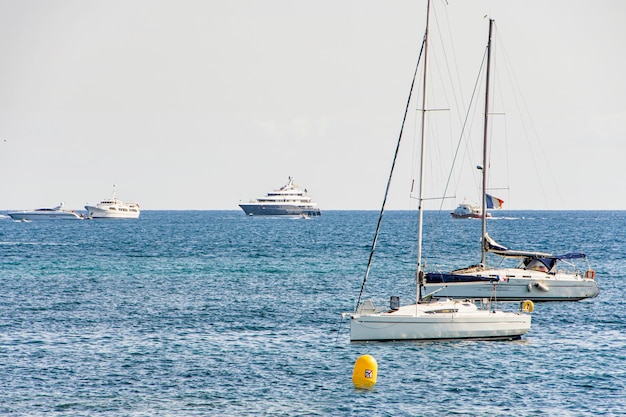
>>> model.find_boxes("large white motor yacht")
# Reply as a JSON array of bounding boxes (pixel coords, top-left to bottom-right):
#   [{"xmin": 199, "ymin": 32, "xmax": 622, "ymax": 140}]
[
  {"xmin": 85, "ymin": 187, "xmax": 140, "ymax": 219},
  {"xmin": 8, "ymin": 202, "xmax": 84, "ymax": 220},
  {"xmin": 239, "ymin": 177, "xmax": 321, "ymax": 217}
]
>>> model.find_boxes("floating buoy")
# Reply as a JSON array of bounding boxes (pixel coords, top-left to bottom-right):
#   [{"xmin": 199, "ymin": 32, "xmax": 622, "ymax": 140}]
[
  {"xmin": 352, "ymin": 355, "xmax": 378, "ymax": 389},
  {"xmin": 521, "ymin": 300, "xmax": 534, "ymax": 313}
]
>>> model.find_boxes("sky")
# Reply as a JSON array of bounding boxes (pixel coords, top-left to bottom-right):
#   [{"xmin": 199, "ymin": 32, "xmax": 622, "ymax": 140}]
[{"xmin": 0, "ymin": 0, "xmax": 624, "ymax": 211}]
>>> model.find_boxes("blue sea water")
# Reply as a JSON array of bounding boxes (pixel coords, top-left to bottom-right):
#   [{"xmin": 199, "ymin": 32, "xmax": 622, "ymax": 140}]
[{"xmin": 1, "ymin": 210, "xmax": 624, "ymax": 416}]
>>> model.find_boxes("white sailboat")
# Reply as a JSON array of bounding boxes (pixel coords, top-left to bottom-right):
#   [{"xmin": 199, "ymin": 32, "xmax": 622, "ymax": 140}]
[
  {"xmin": 344, "ymin": 6, "xmax": 531, "ymax": 342},
  {"xmin": 424, "ymin": 20, "xmax": 599, "ymax": 302}
]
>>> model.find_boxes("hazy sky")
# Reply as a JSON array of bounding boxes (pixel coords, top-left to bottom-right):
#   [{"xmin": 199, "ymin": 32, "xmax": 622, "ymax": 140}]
[{"xmin": 1, "ymin": 0, "xmax": 624, "ymax": 211}]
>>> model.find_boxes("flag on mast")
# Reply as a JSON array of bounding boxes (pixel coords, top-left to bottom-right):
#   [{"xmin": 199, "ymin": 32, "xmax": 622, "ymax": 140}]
[{"xmin": 486, "ymin": 194, "xmax": 504, "ymax": 209}]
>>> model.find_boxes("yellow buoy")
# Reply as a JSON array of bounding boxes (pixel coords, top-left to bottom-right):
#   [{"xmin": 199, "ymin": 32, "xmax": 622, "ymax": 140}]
[
  {"xmin": 352, "ymin": 355, "xmax": 378, "ymax": 389},
  {"xmin": 522, "ymin": 299, "xmax": 534, "ymax": 313}
]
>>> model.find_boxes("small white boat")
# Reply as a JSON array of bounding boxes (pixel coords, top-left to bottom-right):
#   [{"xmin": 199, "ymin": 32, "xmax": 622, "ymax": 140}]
[
  {"xmin": 344, "ymin": 9, "xmax": 531, "ymax": 342},
  {"xmin": 451, "ymin": 199, "xmax": 490, "ymax": 219},
  {"xmin": 85, "ymin": 186, "xmax": 140, "ymax": 219},
  {"xmin": 8, "ymin": 202, "xmax": 83, "ymax": 221},
  {"xmin": 451, "ymin": 194, "xmax": 502, "ymax": 219},
  {"xmin": 239, "ymin": 177, "xmax": 321, "ymax": 217}
]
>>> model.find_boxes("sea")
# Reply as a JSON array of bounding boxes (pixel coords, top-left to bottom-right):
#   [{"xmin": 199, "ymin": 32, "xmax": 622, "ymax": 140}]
[{"xmin": 1, "ymin": 210, "xmax": 624, "ymax": 416}]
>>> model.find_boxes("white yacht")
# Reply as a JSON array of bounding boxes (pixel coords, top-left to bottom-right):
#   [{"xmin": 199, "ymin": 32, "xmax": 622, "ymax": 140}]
[
  {"xmin": 451, "ymin": 194, "xmax": 503, "ymax": 219},
  {"xmin": 451, "ymin": 199, "xmax": 487, "ymax": 219},
  {"xmin": 8, "ymin": 202, "xmax": 84, "ymax": 220},
  {"xmin": 239, "ymin": 177, "xmax": 321, "ymax": 217},
  {"xmin": 85, "ymin": 186, "xmax": 140, "ymax": 219}
]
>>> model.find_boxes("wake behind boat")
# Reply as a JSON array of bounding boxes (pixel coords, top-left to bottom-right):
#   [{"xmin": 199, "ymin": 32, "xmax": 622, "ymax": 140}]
[
  {"xmin": 239, "ymin": 177, "xmax": 321, "ymax": 217},
  {"xmin": 344, "ymin": 6, "xmax": 531, "ymax": 342},
  {"xmin": 8, "ymin": 202, "xmax": 84, "ymax": 220},
  {"xmin": 85, "ymin": 186, "xmax": 140, "ymax": 219}
]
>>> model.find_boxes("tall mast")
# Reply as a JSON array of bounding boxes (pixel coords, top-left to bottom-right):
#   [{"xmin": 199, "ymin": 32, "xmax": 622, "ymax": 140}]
[
  {"xmin": 481, "ymin": 19, "xmax": 494, "ymax": 266},
  {"xmin": 416, "ymin": 0, "xmax": 431, "ymax": 302}
]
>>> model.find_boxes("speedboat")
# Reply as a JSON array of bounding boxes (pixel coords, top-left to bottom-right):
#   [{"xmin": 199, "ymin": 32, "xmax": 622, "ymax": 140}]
[
  {"xmin": 451, "ymin": 194, "xmax": 503, "ymax": 219},
  {"xmin": 8, "ymin": 202, "xmax": 84, "ymax": 220},
  {"xmin": 239, "ymin": 177, "xmax": 321, "ymax": 217},
  {"xmin": 85, "ymin": 186, "xmax": 140, "ymax": 219},
  {"xmin": 451, "ymin": 199, "xmax": 488, "ymax": 219}
]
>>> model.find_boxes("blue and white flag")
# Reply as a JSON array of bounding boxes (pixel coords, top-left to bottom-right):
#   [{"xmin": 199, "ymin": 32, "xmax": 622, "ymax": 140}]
[{"xmin": 486, "ymin": 194, "xmax": 504, "ymax": 209}]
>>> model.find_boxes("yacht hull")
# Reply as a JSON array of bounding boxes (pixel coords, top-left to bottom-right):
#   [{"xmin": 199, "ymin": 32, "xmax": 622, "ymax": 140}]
[
  {"xmin": 425, "ymin": 271, "xmax": 599, "ymax": 301},
  {"xmin": 8, "ymin": 211, "xmax": 82, "ymax": 220},
  {"xmin": 450, "ymin": 213, "xmax": 482, "ymax": 219},
  {"xmin": 85, "ymin": 205, "xmax": 140, "ymax": 219},
  {"xmin": 349, "ymin": 303, "xmax": 530, "ymax": 341},
  {"xmin": 239, "ymin": 204, "xmax": 321, "ymax": 217}
]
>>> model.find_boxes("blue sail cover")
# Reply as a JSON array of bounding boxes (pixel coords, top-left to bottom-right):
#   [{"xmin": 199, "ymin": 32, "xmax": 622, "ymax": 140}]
[
  {"xmin": 552, "ymin": 253, "xmax": 587, "ymax": 260},
  {"xmin": 425, "ymin": 272, "xmax": 501, "ymax": 284},
  {"xmin": 484, "ymin": 234, "xmax": 586, "ymax": 260}
]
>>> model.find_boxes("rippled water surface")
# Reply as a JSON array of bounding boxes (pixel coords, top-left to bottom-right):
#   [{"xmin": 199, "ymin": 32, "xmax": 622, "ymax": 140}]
[{"xmin": 1, "ymin": 210, "xmax": 624, "ymax": 416}]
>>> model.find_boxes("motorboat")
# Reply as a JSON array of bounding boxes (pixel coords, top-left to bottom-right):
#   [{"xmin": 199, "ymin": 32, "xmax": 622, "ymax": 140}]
[
  {"xmin": 343, "ymin": 9, "xmax": 531, "ymax": 342},
  {"xmin": 239, "ymin": 177, "xmax": 321, "ymax": 217},
  {"xmin": 451, "ymin": 199, "xmax": 490, "ymax": 219},
  {"xmin": 451, "ymin": 194, "xmax": 503, "ymax": 219},
  {"xmin": 8, "ymin": 202, "xmax": 84, "ymax": 220},
  {"xmin": 85, "ymin": 186, "xmax": 140, "ymax": 219}
]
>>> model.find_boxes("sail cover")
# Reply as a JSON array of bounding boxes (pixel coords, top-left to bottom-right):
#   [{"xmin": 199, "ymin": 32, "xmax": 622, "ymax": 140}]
[
  {"xmin": 484, "ymin": 233, "xmax": 552, "ymax": 258},
  {"xmin": 483, "ymin": 234, "xmax": 586, "ymax": 260},
  {"xmin": 483, "ymin": 233, "xmax": 508, "ymax": 252},
  {"xmin": 486, "ymin": 194, "xmax": 504, "ymax": 209}
]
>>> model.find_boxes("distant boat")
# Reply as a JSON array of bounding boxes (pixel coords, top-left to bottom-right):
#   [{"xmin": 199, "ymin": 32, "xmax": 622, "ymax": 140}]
[
  {"xmin": 344, "ymin": 9, "xmax": 531, "ymax": 342},
  {"xmin": 425, "ymin": 19, "xmax": 599, "ymax": 302},
  {"xmin": 8, "ymin": 202, "xmax": 83, "ymax": 220},
  {"xmin": 451, "ymin": 194, "xmax": 502, "ymax": 219},
  {"xmin": 451, "ymin": 199, "xmax": 488, "ymax": 219},
  {"xmin": 85, "ymin": 186, "xmax": 140, "ymax": 219},
  {"xmin": 239, "ymin": 177, "xmax": 321, "ymax": 217}
]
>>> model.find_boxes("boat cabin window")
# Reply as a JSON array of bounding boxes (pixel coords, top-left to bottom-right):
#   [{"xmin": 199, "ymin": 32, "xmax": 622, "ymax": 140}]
[{"xmin": 523, "ymin": 258, "xmax": 550, "ymax": 273}]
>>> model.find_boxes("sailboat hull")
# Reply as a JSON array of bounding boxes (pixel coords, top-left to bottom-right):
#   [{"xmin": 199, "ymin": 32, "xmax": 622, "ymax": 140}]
[
  {"xmin": 349, "ymin": 301, "xmax": 531, "ymax": 342},
  {"xmin": 425, "ymin": 270, "xmax": 599, "ymax": 301}
]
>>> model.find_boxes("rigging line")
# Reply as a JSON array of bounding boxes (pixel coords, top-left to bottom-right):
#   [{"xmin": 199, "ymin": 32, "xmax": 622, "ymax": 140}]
[
  {"xmin": 495, "ymin": 26, "xmax": 563, "ymax": 208},
  {"xmin": 354, "ymin": 35, "xmax": 426, "ymax": 314},
  {"xmin": 432, "ymin": 2, "xmax": 467, "ymax": 132},
  {"xmin": 334, "ymin": 316, "xmax": 345, "ymax": 344},
  {"xmin": 437, "ymin": 47, "xmax": 488, "ymax": 216}
]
